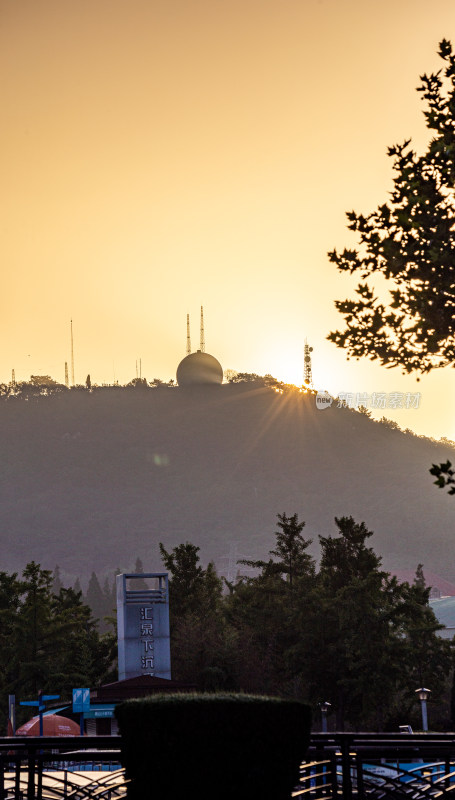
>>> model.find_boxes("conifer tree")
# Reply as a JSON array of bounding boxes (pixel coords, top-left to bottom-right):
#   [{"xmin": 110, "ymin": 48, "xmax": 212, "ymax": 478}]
[
  {"xmin": 85, "ymin": 571, "xmax": 106, "ymax": 625},
  {"xmin": 239, "ymin": 513, "xmax": 314, "ymax": 589},
  {"xmin": 159, "ymin": 542, "xmax": 207, "ymax": 620},
  {"xmin": 414, "ymin": 563, "xmax": 426, "ymax": 589},
  {"xmin": 14, "ymin": 562, "xmax": 57, "ymax": 696},
  {"xmin": 133, "ymin": 558, "xmax": 149, "ymax": 591},
  {"xmin": 52, "ymin": 565, "xmax": 63, "ymax": 595},
  {"xmin": 0, "ymin": 571, "xmax": 22, "ymax": 708},
  {"xmin": 304, "ymin": 518, "xmax": 451, "ymax": 729},
  {"xmin": 0, "ymin": 564, "xmax": 116, "ymax": 731},
  {"xmin": 102, "ymin": 576, "xmax": 115, "ymax": 615},
  {"xmin": 159, "ymin": 542, "xmax": 224, "ymax": 684}
]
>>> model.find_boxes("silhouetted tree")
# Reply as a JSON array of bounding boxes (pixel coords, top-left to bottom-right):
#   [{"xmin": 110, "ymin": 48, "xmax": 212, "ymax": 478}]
[
  {"xmin": 127, "ymin": 378, "xmax": 148, "ymax": 388},
  {"xmin": 303, "ymin": 518, "xmax": 451, "ymax": 729},
  {"xmin": 414, "ymin": 563, "xmax": 426, "ymax": 589},
  {"xmin": 52, "ymin": 565, "xmax": 63, "ymax": 595},
  {"xmin": 226, "ymin": 513, "xmax": 316, "ymax": 696},
  {"xmin": 0, "ymin": 571, "xmax": 22, "ymax": 713},
  {"xmin": 13, "ymin": 563, "xmax": 56, "ymax": 696},
  {"xmin": 159, "ymin": 542, "xmax": 222, "ymax": 624},
  {"xmin": 227, "ymin": 372, "xmax": 280, "ymax": 387},
  {"xmin": 85, "ymin": 571, "xmax": 107, "ymax": 627},
  {"xmin": 51, "ymin": 586, "xmax": 113, "ymax": 691},
  {"xmin": 329, "ymin": 40, "xmax": 455, "ymax": 374},
  {"xmin": 132, "ymin": 558, "xmax": 149, "ymax": 591},
  {"xmin": 239, "ymin": 513, "xmax": 314, "ymax": 590},
  {"xmin": 227, "ymin": 515, "xmax": 452, "ymax": 728},
  {"xmin": 30, "ymin": 375, "xmax": 58, "ymax": 386},
  {"xmin": 159, "ymin": 542, "xmax": 224, "ymax": 685},
  {"xmin": 0, "ymin": 564, "xmax": 116, "ymax": 731},
  {"xmin": 430, "ymin": 460, "xmax": 455, "ymax": 494}
]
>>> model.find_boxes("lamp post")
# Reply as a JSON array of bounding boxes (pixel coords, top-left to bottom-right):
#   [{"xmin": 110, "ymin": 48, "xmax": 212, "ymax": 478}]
[
  {"xmin": 415, "ymin": 687, "xmax": 431, "ymax": 732},
  {"xmin": 319, "ymin": 701, "xmax": 331, "ymax": 733}
]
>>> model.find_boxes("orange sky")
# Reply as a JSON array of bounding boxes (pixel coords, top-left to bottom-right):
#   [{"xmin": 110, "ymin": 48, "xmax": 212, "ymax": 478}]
[{"xmin": 2, "ymin": 0, "xmax": 455, "ymax": 439}]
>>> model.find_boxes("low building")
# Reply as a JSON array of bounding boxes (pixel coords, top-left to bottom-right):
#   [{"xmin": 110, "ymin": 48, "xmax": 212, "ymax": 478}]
[{"xmin": 86, "ymin": 675, "xmax": 195, "ymax": 735}]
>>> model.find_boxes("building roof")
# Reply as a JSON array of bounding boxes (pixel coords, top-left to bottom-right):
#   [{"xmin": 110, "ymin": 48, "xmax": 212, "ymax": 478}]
[
  {"xmin": 91, "ymin": 675, "xmax": 196, "ymax": 702},
  {"xmin": 391, "ymin": 569, "xmax": 455, "ymax": 597},
  {"xmin": 430, "ymin": 596, "xmax": 455, "ymax": 638}
]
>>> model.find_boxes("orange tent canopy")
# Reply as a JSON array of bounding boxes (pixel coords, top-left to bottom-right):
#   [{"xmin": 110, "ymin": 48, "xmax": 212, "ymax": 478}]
[{"xmin": 16, "ymin": 714, "xmax": 80, "ymax": 736}]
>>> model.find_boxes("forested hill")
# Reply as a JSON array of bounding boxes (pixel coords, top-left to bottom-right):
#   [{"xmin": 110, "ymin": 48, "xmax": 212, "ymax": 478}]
[{"xmin": 1, "ymin": 383, "xmax": 453, "ymax": 583}]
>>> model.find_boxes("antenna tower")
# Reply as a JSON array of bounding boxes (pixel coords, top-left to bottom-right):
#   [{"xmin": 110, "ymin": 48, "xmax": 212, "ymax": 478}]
[
  {"xmin": 186, "ymin": 314, "xmax": 191, "ymax": 355},
  {"xmin": 11, "ymin": 369, "xmax": 15, "ymax": 387},
  {"xmin": 70, "ymin": 320, "xmax": 75, "ymax": 386},
  {"xmin": 64, "ymin": 362, "xmax": 69, "ymax": 388},
  {"xmin": 303, "ymin": 339, "xmax": 313, "ymax": 386},
  {"xmin": 200, "ymin": 306, "xmax": 205, "ymax": 352}
]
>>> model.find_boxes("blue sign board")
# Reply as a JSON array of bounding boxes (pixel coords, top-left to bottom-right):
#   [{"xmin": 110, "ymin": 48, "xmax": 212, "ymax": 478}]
[
  {"xmin": 84, "ymin": 704, "xmax": 116, "ymax": 719},
  {"xmin": 72, "ymin": 688, "xmax": 90, "ymax": 713}
]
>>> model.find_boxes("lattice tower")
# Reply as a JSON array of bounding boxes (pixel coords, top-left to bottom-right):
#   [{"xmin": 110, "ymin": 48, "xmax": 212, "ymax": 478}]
[
  {"xmin": 70, "ymin": 320, "xmax": 75, "ymax": 385},
  {"xmin": 186, "ymin": 314, "xmax": 191, "ymax": 354},
  {"xmin": 200, "ymin": 306, "xmax": 205, "ymax": 352},
  {"xmin": 303, "ymin": 339, "xmax": 313, "ymax": 386}
]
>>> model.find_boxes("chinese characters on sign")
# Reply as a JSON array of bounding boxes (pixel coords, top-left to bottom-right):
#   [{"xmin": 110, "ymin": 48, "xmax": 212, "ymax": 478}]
[
  {"xmin": 140, "ymin": 606, "xmax": 155, "ymax": 674},
  {"xmin": 117, "ymin": 573, "xmax": 171, "ymax": 681}
]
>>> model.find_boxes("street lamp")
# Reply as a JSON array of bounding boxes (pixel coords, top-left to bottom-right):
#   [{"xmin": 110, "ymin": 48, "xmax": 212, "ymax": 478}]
[
  {"xmin": 415, "ymin": 687, "xmax": 431, "ymax": 732},
  {"xmin": 319, "ymin": 701, "xmax": 331, "ymax": 733}
]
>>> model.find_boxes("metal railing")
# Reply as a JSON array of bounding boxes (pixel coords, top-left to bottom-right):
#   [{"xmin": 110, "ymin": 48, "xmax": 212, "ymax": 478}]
[
  {"xmin": 0, "ymin": 736, "xmax": 127, "ymax": 800},
  {"xmin": 297, "ymin": 732, "xmax": 455, "ymax": 800},
  {"xmin": 6, "ymin": 731, "xmax": 455, "ymax": 800}
]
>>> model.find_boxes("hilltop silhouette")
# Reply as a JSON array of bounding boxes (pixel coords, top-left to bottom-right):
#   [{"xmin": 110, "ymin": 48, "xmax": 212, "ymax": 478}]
[{"xmin": 1, "ymin": 382, "xmax": 453, "ymax": 583}]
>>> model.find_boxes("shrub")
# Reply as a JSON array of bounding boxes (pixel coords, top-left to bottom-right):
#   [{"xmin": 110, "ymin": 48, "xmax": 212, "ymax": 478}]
[{"xmin": 115, "ymin": 692, "xmax": 311, "ymax": 800}]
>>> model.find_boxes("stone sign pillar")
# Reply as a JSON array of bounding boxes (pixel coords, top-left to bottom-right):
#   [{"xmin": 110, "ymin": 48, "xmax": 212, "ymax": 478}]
[{"xmin": 117, "ymin": 573, "xmax": 171, "ymax": 680}]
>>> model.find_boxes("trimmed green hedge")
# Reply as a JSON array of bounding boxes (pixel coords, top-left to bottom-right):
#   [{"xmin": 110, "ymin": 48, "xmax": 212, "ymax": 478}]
[{"xmin": 115, "ymin": 692, "xmax": 311, "ymax": 800}]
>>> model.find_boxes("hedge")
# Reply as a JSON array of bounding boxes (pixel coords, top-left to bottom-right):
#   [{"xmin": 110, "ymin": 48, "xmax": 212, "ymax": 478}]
[{"xmin": 115, "ymin": 692, "xmax": 311, "ymax": 800}]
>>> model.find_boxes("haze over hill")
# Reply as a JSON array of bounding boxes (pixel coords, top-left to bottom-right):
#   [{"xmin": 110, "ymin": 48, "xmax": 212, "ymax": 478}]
[{"xmin": 1, "ymin": 384, "xmax": 454, "ymax": 584}]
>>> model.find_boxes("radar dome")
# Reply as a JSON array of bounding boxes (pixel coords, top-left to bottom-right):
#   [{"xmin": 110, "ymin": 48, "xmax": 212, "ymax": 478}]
[{"xmin": 177, "ymin": 351, "xmax": 223, "ymax": 386}]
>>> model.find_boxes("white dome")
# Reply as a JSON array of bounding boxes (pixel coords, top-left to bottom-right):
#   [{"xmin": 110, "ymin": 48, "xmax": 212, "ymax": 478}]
[{"xmin": 176, "ymin": 351, "xmax": 223, "ymax": 386}]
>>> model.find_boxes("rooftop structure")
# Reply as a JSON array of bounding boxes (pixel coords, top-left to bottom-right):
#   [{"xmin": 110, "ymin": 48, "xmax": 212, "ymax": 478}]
[{"xmin": 176, "ymin": 307, "xmax": 223, "ymax": 386}]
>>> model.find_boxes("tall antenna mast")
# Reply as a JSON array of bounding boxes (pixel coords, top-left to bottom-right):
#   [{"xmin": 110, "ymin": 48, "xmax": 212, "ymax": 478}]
[
  {"xmin": 11, "ymin": 369, "xmax": 15, "ymax": 387},
  {"xmin": 200, "ymin": 306, "xmax": 205, "ymax": 353},
  {"xmin": 186, "ymin": 314, "xmax": 191, "ymax": 355},
  {"xmin": 303, "ymin": 339, "xmax": 313, "ymax": 387},
  {"xmin": 64, "ymin": 362, "xmax": 69, "ymax": 388},
  {"xmin": 70, "ymin": 320, "xmax": 75, "ymax": 386}
]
